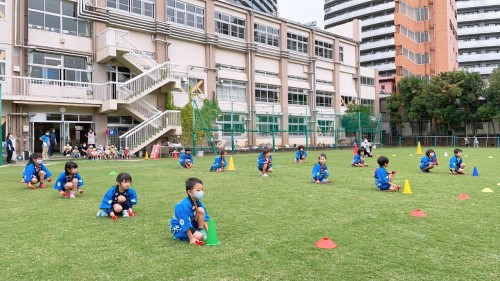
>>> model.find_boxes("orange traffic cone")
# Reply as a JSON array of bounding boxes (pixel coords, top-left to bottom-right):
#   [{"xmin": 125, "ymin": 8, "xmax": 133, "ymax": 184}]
[
  {"xmin": 353, "ymin": 143, "xmax": 358, "ymax": 156},
  {"xmin": 173, "ymin": 151, "xmax": 179, "ymax": 160}
]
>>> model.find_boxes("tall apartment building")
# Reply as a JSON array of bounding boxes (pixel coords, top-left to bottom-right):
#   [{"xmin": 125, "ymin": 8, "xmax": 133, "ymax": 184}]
[
  {"xmin": 457, "ymin": 0, "xmax": 500, "ymax": 77},
  {"xmin": 325, "ymin": 0, "xmax": 458, "ymax": 88},
  {"xmin": 0, "ymin": 0, "xmax": 377, "ymax": 155}
]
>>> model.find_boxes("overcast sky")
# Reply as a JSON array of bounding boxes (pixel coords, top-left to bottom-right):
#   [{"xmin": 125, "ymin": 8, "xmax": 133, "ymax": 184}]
[{"xmin": 278, "ymin": 0, "xmax": 325, "ymax": 29}]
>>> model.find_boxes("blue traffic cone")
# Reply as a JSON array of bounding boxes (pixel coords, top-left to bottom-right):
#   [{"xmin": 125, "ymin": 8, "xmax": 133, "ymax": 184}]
[{"xmin": 472, "ymin": 166, "xmax": 479, "ymax": 177}]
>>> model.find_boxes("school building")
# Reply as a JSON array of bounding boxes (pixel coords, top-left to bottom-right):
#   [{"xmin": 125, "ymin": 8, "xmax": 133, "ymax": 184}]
[{"xmin": 1, "ymin": 0, "xmax": 379, "ymax": 157}]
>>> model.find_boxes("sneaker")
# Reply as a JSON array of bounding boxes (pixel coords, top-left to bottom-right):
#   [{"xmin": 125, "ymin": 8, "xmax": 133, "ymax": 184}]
[
  {"xmin": 96, "ymin": 210, "xmax": 109, "ymax": 217},
  {"xmin": 39, "ymin": 183, "xmax": 47, "ymax": 188},
  {"xmin": 261, "ymin": 173, "xmax": 268, "ymax": 177},
  {"xmin": 122, "ymin": 210, "xmax": 129, "ymax": 217},
  {"xmin": 198, "ymin": 229, "xmax": 207, "ymax": 240},
  {"xmin": 69, "ymin": 192, "xmax": 75, "ymax": 199}
]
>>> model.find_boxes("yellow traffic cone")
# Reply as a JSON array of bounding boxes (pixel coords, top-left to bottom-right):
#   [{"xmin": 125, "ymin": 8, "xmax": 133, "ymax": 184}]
[
  {"xmin": 416, "ymin": 142, "xmax": 422, "ymax": 155},
  {"xmin": 226, "ymin": 156, "xmax": 235, "ymax": 171},
  {"xmin": 403, "ymin": 179, "xmax": 413, "ymax": 194},
  {"xmin": 144, "ymin": 151, "xmax": 149, "ymax": 160}
]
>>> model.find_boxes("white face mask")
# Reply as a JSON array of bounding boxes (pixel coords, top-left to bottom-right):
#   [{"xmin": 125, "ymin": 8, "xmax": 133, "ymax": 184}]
[
  {"xmin": 36, "ymin": 160, "xmax": 43, "ymax": 164},
  {"xmin": 193, "ymin": 190, "xmax": 204, "ymax": 200}
]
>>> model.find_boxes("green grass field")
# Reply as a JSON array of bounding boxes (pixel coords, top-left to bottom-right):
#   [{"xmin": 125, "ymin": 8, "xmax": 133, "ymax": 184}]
[{"xmin": 0, "ymin": 147, "xmax": 498, "ymax": 281}]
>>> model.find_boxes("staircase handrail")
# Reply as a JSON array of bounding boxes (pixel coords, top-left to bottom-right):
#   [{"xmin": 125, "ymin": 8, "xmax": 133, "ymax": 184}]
[
  {"xmin": 120, "ymin": 35, "xmax": 157, "ymax": 68},
  {"xmin": 128, "ymin": 99, "xmax": 160, "ymax": 119}
]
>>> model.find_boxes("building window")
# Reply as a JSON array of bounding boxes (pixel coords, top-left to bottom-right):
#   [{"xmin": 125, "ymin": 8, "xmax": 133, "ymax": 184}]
[
  {"xmin": 216, "ymin": 114, "xmax": 247, "ymax": 136},
  {"xmin": 0, "ymin": 0, "xmax": 5, "ymax": 19},
  {"xmin": 400, "ymin": 25, "xmax": 429, "ymax": 43},
  {"xmin": 256, "ymin": 115, "xmax": 280, "ymax": 136},
  {"xmin": 361, "ymin": 77, "xmax": 375, "ymax": 86},
  {"xmin": 28, "ymin": 0, "xmax": 91, "ymax": 37},
  {"xmin": 218, "ymin": 64, "xmax": 245, "ymax": 73},
  {"xmin": 288, "ymin": 75, "xmax": 308, "ymax": 82},
  {"xmin": 255, "ymin": 70, "xmax": 279, "ymax": 77},
  {"xmin": 315, "ymin": 40, "xmax": 333, "ymax": 59},
  {"xmin": 106, "ymin": 64, "xmax": 136, "ymax": 82},
  {"xmin": 0, "ymin": 49, "xmax": 5, "ymax": 80},
  {"xmin": 287, "ymin": 32, "xmax": 308, "ymax": 53},
  {"xmin": 317, "ymin": 120, "xmax": 333, "ymax": 136},
  {"xmin": 401, "ymin": 47, "xmax": 430, "ymax": 64},
  {"xmin": 361, "ymin": 99, "xmax": 374, "ymax": 113},
  {"xmin": 288, "ymin": 116, "xmax": 306, "ymax": 135},
  {"xmin": 399, "ymin": 1, "xmax": 429, "ymax": 21},
  {"xmin": 254, "ymin": 23, "xmax": 279, "ymax": 47},
  {"xmin": 215, "ymin": 12, "xmax": 245, "ymax": 39},
  {"xmin": 28, "ymin": 51, "xmax": 92, "ymax": 85},
  {"xmin": 339, "ymin": 46, "xmax": 344, "ymax": 62},
  {"xmin": 316, "ymin": 79, "xmax": 333, "ymax": 85},
  {"xmin": 341, "ymin": 95, "xmax": 355, "ymax": 107},
  {"xmin": 106, "ymin": 0, "xmax": 154, "ymax": 18},
  {"xmin": 288, "ymin": 87, "xmax": 308, "ymax": 105},
  {"xmin": 166, "ymin": 0, "xmax": 204, "ymax": 30},
  {"xmin": 216, "ymin": 80, "xmax": 246, "ymax": 102},
  {"xmin": 316, "ymin": 91, "xmax": 334, "ymax": 108},
  {"xmin": 255, "ymin": 84, "xmax": 280, "ymax": 103}
]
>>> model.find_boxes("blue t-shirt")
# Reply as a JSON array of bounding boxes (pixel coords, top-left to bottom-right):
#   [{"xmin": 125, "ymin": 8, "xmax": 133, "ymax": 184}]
[
  {"xmin": 257, "ymin": 153, "xmax": 272, "ymax": 170},
  {"xmin": 210, "ymin": 156, "xmax": 227, "ymax": 171},
  {"xmin": 449, "ymin": 155, "xmax": 463, "ymax": 170},
  {"xmin": 374, "ymin": 166, "xmax": 390, "ymax": 189},
  {"xmin": 312, "ymin": 162, "xmax": 329, "ymax": 181},
  {"xmin": 170, "ymin": 197, "xmax": 210, "ymax": 239},
  {"xmin": 99, "ymin": 186, "xmax": 138, "ymax": 210},
  {"xmin": 295, "ymin": 150, "xmax": 307, "ymax": 160},
  {"xmin": 23, "ymin": 163, "xmax": 52, "ymax": 182},
  {"xmin": 420, "ymin": 156, "xmax": 432, "ymax": 169},
  {"xmin": 353, "ymin": 154, "xmax": 363, "ymax": 164},
  {"xmin": 180, "ymin": 153, "xmax": 194, "ymax": 165},
  {"xmin": 54, "ymin": 171, "xmax": 84, "ymax": 191}
]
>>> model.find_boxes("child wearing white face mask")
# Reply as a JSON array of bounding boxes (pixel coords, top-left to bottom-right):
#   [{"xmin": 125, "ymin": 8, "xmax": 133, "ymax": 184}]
[
  {"xmin": 22, "ymin": 153, "xmax": 52, "ymax": 190},
  {"xmin": 170, "ymin": 177, "xmax": 210, "ymax": 245}
]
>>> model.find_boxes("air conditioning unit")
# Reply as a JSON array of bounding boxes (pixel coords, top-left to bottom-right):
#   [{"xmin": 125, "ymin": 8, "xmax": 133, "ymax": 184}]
[
  {"xmin": 213, "ymin": 125, "xmax": 223, "ymax": 142},
  {"xmin": 337, "ymin": 131, "xmax": 346, "ymax": 141}
]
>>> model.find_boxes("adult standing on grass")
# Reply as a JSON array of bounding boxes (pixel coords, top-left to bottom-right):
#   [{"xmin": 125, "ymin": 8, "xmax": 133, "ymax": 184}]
[
  {"xmin": 39, "ymin": 130, "xmax": 50, "ymax": 160},
  {"xmin": 5, "ymin": 132, "xmax": 15, "ymax": 164},
  {"xmin": 49, "ymin": 128, "xmax": 58, "ymax": 157},
  {"xmin": 86, "ymin": 128, "xmax": 96, "ymax": 147}
]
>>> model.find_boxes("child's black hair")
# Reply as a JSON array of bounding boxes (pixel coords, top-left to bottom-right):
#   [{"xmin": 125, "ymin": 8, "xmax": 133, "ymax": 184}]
[
  {"xmin": 262, "ymin": 148, "xmax": 270, "ymax": 155},
  {"xmin": 65, "ymin": 161, "xmax": 78, "ymax": 174},
  {"xmin": 425, "ymin": 149, "xmax": 434, "ymax": 156},
  {"xmin": 377, "ymin": 156, "xmax": 389, "ymax": 166},
  {"xmin": 298, "ymin": 145, "xmax": 304, "ymax": 150},
  {"xmin": 186, "ymin": 177, "xmax": 203, "ymax": 191},
  {"xmin": 454, "ymin": 148, "xmax": 462, "ymax": 155},
  {"xmin": 318, "ymin": 153, "xmax": 327, "ymax": 160},
  {"xmin": 116, "ymin": 173, "xmax": 132, "ymax": 183},
  {"xmin": 28, "ymin": 153, "xmax": 43, "ymax": 166},
  {"xmin": 220, "ymin": 150, "xmax": 226, "ymax": 157},
  {"xmin": 185, "ymin": 148, "xmax": 191, "ymax": 152},
  {"xmin": 357, "ymin": 147, "xmax": 366, "ymax": 155}
]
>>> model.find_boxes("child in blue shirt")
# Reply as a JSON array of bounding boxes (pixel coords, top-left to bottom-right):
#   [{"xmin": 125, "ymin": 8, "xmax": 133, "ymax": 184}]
[
  {"xmin": 22, "ymin": 153, "xmax": 52, "ymax": 190},
  {"xmin": 170, "ymin": 177, "xmax": 210, "ymax": 245},
  {"xmin": 180, "ymin": 148, "xmax": 194, "ymax": 169},
  {"xmin": 295, "ymin": 145, "xmax": 307, "ymax": 163},
  {"xmin": 420, "ymin": 149, "xmax": 436, "ymax": 173},
  {"xmin": 449, "ymin": 148, "xmax": 466, "ymax": 175},
  {"xmin": 257, "ymin": 149, "xmax": 273, "ymax": 177},
  {"xmin": 96, "ymin": 173, "xmax": 138, "ymax": 220},
  {"xmin": 312, "ymin": 153, "xmax": 332, "ymax": 184},
  {"xmin": 374, "ymin": 156, "xmax": 400, "ymax": 192},
  {"xmin": 210, "ymin": 150, "xmax": 227, "ymax": 172},
  {"xmin": 54, "ymin": 161, "xmax": 84, "ymax": 198},
  {"xmin": 352, "ymin": 147, "xmax": 368, "ymax": 167}
]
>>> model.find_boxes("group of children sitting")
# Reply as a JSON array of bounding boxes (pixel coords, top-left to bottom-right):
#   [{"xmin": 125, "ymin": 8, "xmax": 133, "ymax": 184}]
[{"xmin": 61, "ymin": 142, "xmax": 132, "ymax": 160}]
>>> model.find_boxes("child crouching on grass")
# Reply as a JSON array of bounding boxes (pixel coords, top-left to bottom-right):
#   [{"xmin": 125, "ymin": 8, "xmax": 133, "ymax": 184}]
[
  {"xmin": 295, "ymin": 145, "xmax": 307, "ymax": 163},
  {"xmin": 170, "ymin": 177, "xmax": 209, "ymax": 245},
  {"xmin": 420, "ymin": 149, "xmax": 435, "ymax": 173},
  {"xmin": 374, "ymin": 156, "xmax": 400, "ymax": 192},
  {"xmin": 257, "ymin": 149, "xmax": 273, "ymax": 177},
  {"xmin": 312, "ymin": 153, "xmax": 332, "ymax": 184},
  {"xmin": 22, "ymin": 153, "xmax": 52, "ymax": 190},
  {"xmin": 96, "ymin": 173, "xmax": 137, "ymax": 220},
  {"xmin": 210, "ymin": 150, "xmax": 227, "ymax": 172},
  {"xmin": 449, "ymin": 148, "xmax": 466, "ymax": 175},
  {"xmin": 352, "ymin": 147, "xmax": 368, "ymax": 167},
  {"xmin": 54, "ymin": 161, "xmax": 84, "ymax": 198}
]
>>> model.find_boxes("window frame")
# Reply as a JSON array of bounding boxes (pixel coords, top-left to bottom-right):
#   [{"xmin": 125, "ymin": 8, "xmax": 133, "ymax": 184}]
[
  {"xmin": 216, "ymin": 79, "xmax": 247, "ymax": 102},
  {"xmin": 107, "ymin": 0, "xmax": 154, "ymax": 18},
  {"xmin": 315, "ymin": 40, "xmax": 333, "ymax": 59},
  {"xmin": 256, "ymin": 115, "xmax": 281, "ymax": 136},
  {"xmin": 287, "ymin": 32, "xmax": 308, "ymax": 54},
  {"xmin": 28, "ymin": 51, "xmax": 92, "ymax": 86},
  {"xmin": 215, "ymin": 11, "xmax": 245, "ymax": 39},
  {"xmin": 254, "ymin": 23, "xmax": 279, "ymax": 47},
  {"xmin": 166, "ymin": 0, "xmax": 205, "ymax": 30},
  {"xmin": 288, "ymin": 116, "xmax": 307, "ymax": 136},
  {"xmin": 216, "ymin": 113, "xmax": 247, "ymax": 137},
  {"xmin": 255, "ymin": 83, "xmax": 280, "ymax": 103},
  {"xmin": 288, "ymin": 87, "xmax": 308, "ymax": 105},
  {"xmin": 316, "ymin": 91, "xmax": 334, "ymax": 108}
]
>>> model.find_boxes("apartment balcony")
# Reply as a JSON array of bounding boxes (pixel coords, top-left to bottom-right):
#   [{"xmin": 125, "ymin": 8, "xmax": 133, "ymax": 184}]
[
  {"xmin": 362, "ymin": 26, "xmax": 395, "ymax": 39},
  {"xmin": 325, "ymin": 0, "xmax": 372, "ymax": 14},
  {"xmin": 458, "ymin": 25, "xmax": 500, "ymax": 36},
  {"xmin": 459, "ymin": 66, "xmax": 498, "ymax": 75},
  {"xmin": 360, "ymin": 38, "xmax": 395, "ymax": 51},
  {"xmin": 365, "ymin": 62, "xmax": 396, "ymax": 72},
  {"xmin": 458, "ymin": 11, "xmax": 500, "ymax": 23},
  {"xmin": 459, "ymin": 53, "xmax": 500, "ymax": 63},
  {"xmin": 360, "ymin": 50, "xmax": 396, "ymax": 62},
  {"xmin": 362, "ymin": 14, "xmax": 395, "ymax": 27},
  {"xmin": 459, "ymin": 39, "xmax": 500, "ymax": 49},
  {"xmin": 457, "ymin": 0, "xmax": 500, "ymax": 9},
  {"xmin": 325, "ymin": 2, "xmax": 394, "ymax": 26}
]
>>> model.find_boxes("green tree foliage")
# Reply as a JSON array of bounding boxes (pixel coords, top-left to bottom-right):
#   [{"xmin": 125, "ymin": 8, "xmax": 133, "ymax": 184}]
[
  {"xmin": 397, "ymin": 76, "xmax": 430, "ymax": 134},
  {"xmin": 340, "ymin": 104, "xmax": 376, "ymax": 133}
]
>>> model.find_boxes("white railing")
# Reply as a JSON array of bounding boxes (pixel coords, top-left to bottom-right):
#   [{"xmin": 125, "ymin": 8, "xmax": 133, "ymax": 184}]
[
  {"xmin": 125, "ymin": 99, "xmax": 160, "ymax": 119},
  {"xmin": 117, "ymin": 62, "xmax": 182, "ymax": 101},
  {"xmin": 96, "ymin": 28, "xmax": 157, "ymax": 69},
  {"xmin": 0, "ymin": 75, "xmax": 114, "ymax": 102},
  {"xmin": 119, "ymin": 110, "xmax": 181, "ymax": 152}
]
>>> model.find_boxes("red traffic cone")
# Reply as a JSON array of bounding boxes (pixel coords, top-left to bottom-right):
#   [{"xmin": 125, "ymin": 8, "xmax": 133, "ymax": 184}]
[
  {"xmin": 353, "ymin": 143, "xmax": 358, "ymax": 156},
  {"xmin": 457, "ymin": 194, "xmax": 470, "ymax": 200},
  {"xmin": 410, "ymin": 209, "xmax": 427, "ymax": 217},
  {"xmin": 315, "ymin": 237, "xmax": 337, "ymax": 249},
  {"xmin": 173, "ymin": 151, "xmax": 179, "ymax": 160}
]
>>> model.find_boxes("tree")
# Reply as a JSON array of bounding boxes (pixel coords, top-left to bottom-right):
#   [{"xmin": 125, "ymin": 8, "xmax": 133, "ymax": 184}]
[
  {"xmin": 396, "ymin": 76, "xmax": 431, "ymax": 135},
  {"xmin": 479, "ymin": 67, "xmax": 500, "ymax": 140},
  {"xmin": 340, "ymin": 104, "xmax": 375, "ymax": 142},
  {"xmin": 387, "ymin": 92, "xmax": 403, "ymax": 136}
]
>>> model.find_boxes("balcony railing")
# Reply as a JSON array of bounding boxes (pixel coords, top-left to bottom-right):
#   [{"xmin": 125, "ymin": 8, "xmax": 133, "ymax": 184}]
[
  {"xmin": 360, "ymin": 50, "xmax": 396, "ymax": 62},
  {"xmin": 458, "ymin": 11, "xmax": 500, "ymax": 23},
  {"xmin": 325, "ymin": 2, "xmax": 394, "ymax": 25},
  {"xmin": 360, "ymin": 38, "xmax": 395, "ymax": 51},
  {"xmin": 459, "ymin": 39, "xmax": 500, "ymax": 49},
  {"xmin": 363, "ymin": 26, "xmax": 395, "ymax": 38},
  {"xmin": 457, "ymin": 0, "xmax": 500, "ymax": 9}
]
